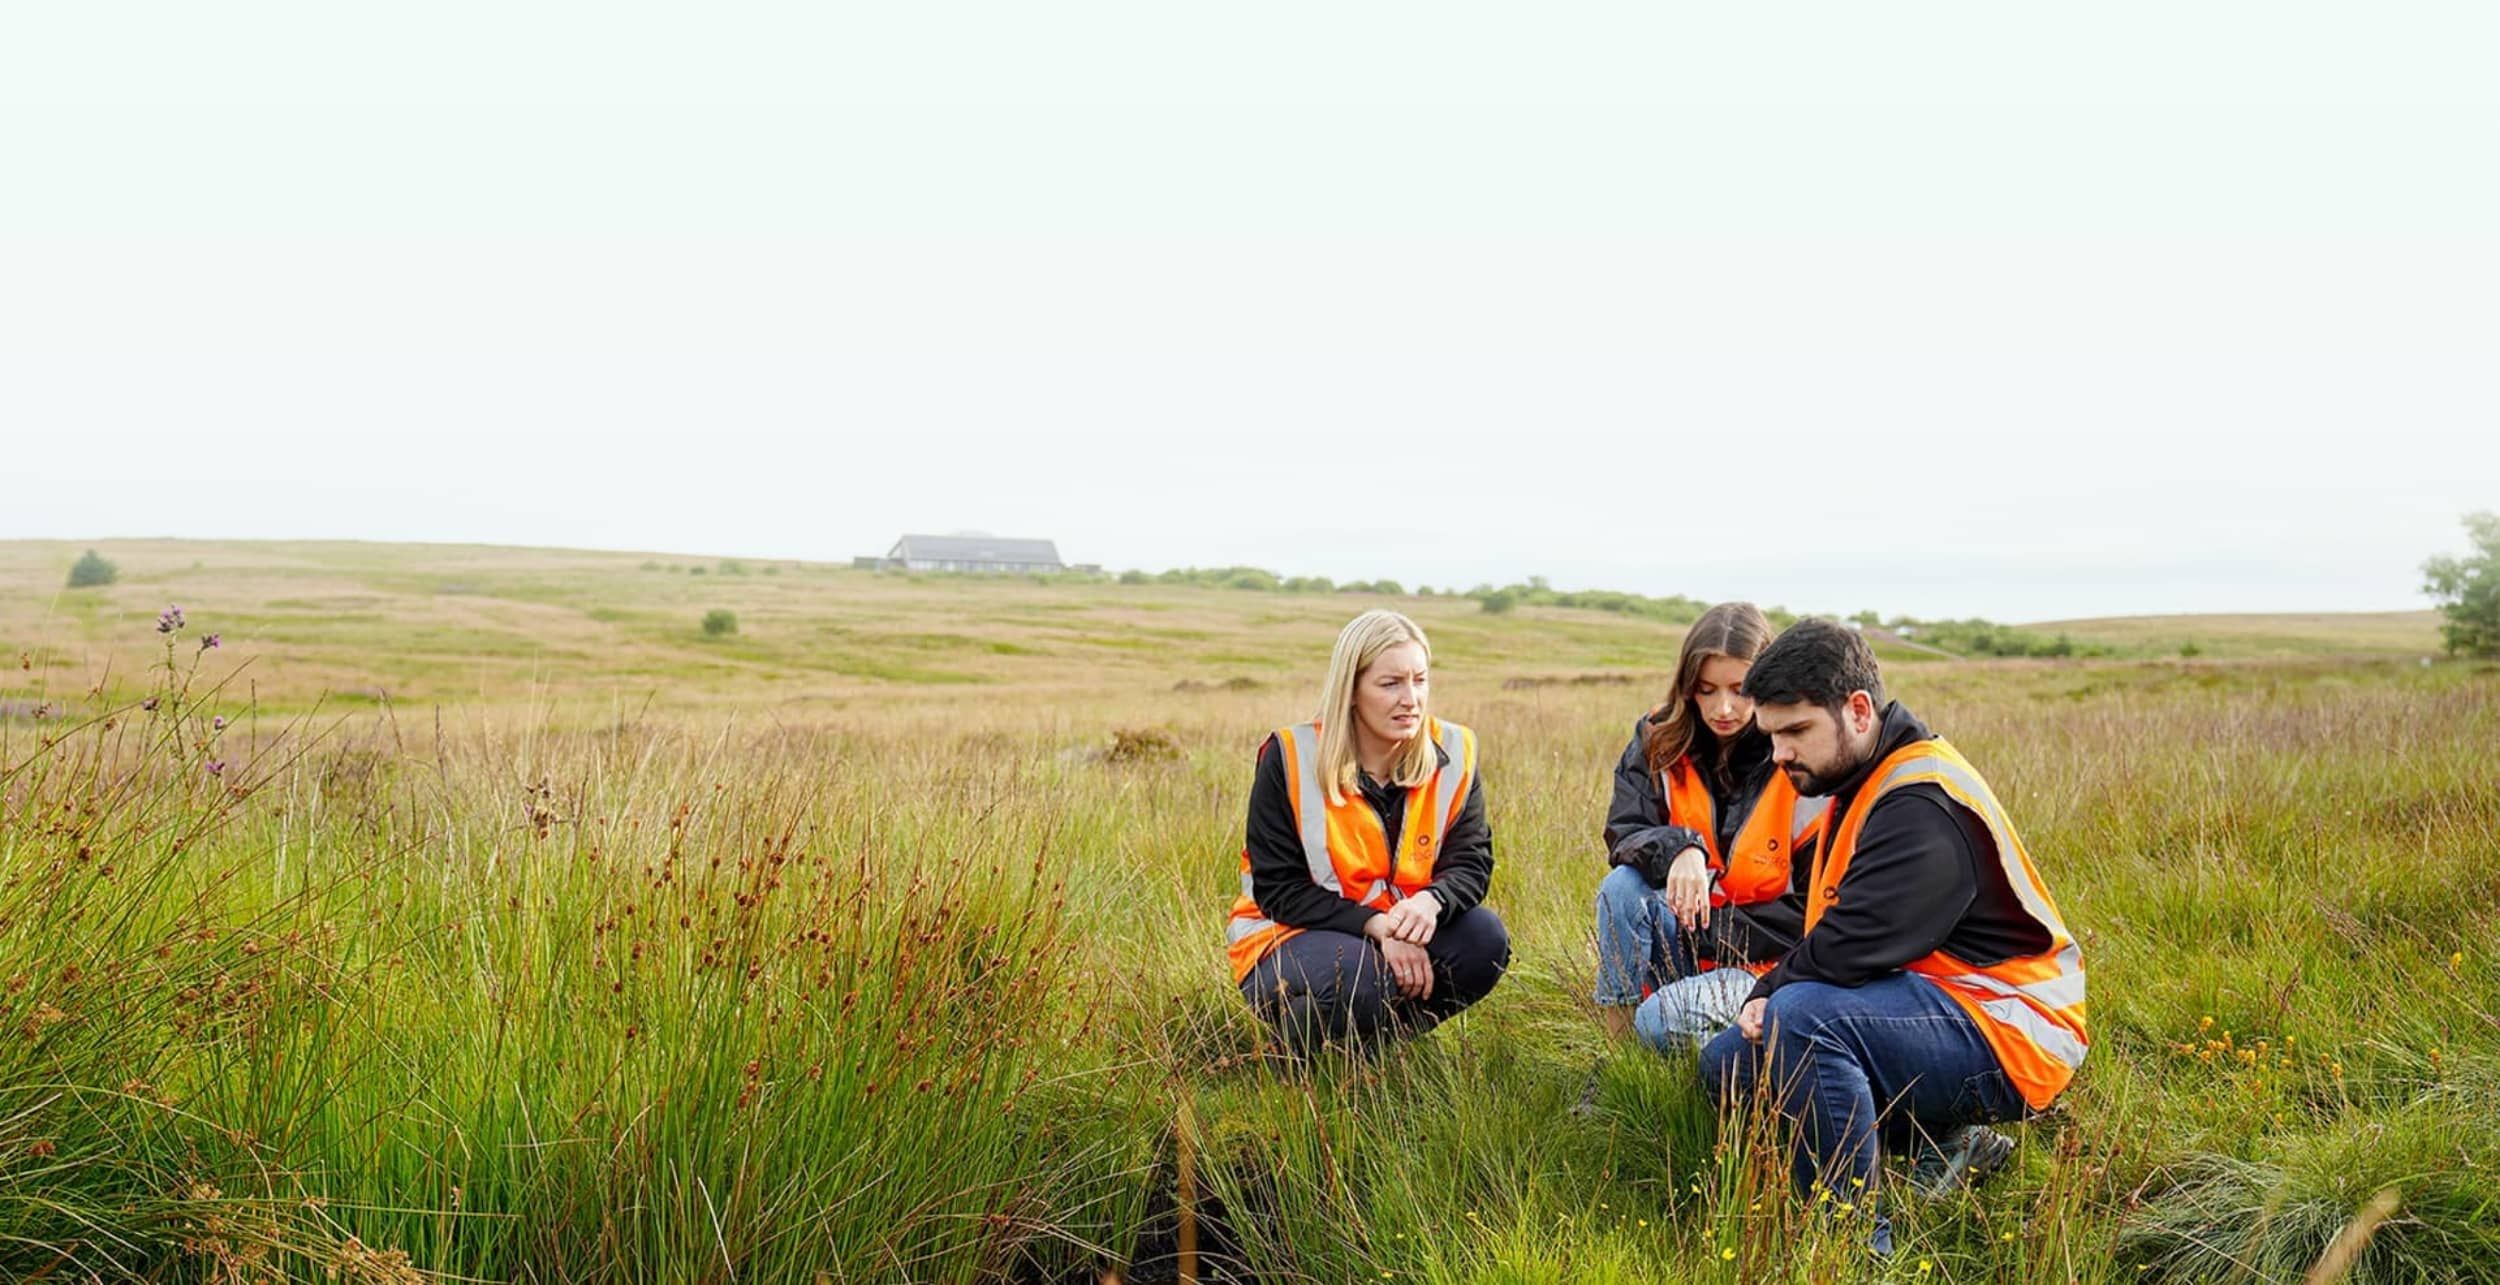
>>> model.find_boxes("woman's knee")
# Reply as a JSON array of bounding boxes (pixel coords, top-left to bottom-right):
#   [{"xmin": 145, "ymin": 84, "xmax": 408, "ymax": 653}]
[
  {"xmin": 1636, "ymin": 973, "xmax": 1746, "ymax": 1054},
  {"xmin": 1595, "ymin": 863, "xmax": 1653, "ymax": 915},
  {"xmin": 1430, "ymin": 907, "xmax": 1510, "ymax": 1004},
  {"xmin": 1450, "ymin": 906, "xmax": 1512, "ymax": 967}
]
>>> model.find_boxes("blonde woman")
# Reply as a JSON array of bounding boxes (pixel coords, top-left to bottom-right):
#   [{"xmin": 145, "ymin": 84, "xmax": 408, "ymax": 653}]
[{"xmin": 1225, "ymin": 609, "xmax": 1508, "ymax": 1054}]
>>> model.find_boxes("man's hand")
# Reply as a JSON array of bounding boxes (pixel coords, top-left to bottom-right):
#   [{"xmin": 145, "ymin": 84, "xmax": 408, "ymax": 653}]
[
  {"xmin": 1665, "ymin": 848, "xmax": 1712, "ymax": 932},
  {"xmin": 1737, "ymin": 997, "xmax": 1768, "ymax": 1042},
  {"xmin": 1380, "ymin": 938, "xmax": 1435, "ymax": 1000},
  {"xmin": 1378, "ymin": 890, "xmax": 1443, "ymax": 945}
]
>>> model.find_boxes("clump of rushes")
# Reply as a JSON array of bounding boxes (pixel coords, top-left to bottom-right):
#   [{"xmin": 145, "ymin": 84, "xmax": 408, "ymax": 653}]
[{"xmin": 0, "ymin": 615, "xmax": 1143, "ymax": 1280}]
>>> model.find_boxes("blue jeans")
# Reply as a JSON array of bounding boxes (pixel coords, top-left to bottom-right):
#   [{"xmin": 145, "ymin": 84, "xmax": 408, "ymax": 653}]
[
  {"xmin": 1595, "ymin": 865, "xmax": 1754, "ymax": 1051},
  {"xmin": 1696, "ymin": 974, "xmax": 2028, "ymax": 1252}
]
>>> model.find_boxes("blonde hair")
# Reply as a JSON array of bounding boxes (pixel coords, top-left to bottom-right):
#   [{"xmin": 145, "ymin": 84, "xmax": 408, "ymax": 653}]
[{"xmin": 1313, "ymin": 609, "xmax": 1438, "ymax": 803}]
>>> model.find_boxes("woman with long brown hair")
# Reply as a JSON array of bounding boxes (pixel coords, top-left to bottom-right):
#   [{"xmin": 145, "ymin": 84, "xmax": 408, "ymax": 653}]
[{"xmin": 1593, "ymin": 602, "xmax": 1827, "ymax": 1050}]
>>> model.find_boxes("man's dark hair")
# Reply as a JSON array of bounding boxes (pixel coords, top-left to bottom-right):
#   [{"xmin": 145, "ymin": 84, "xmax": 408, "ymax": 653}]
[{"xmin": 1743, "ymin": 618, "xmax": 1883, "ymax": 713}]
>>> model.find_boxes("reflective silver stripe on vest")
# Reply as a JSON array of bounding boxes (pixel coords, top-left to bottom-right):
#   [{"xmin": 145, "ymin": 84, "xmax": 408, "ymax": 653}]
[
  {"xmin": 1227, "ymin": 915, "xmax": 1280, "ymax": 944},
  {"xmin": 1283, "ymin": 722, "xmax": 1341, "ymax": 893},
  {"xmin": 1965, "ymin": 990, "xmax": 2089, "ymax": 1069},
  {"xmin": 1942, "ymin": 961, "xmax": 2089, "ymax": 1012},
  {"xmin": 1791, "ymin": 794, "xmax": 1831, "ymax": 838},
  {"xmin": 1429, "ymin": 719, "xmax": 1472, "ymax": 837}
]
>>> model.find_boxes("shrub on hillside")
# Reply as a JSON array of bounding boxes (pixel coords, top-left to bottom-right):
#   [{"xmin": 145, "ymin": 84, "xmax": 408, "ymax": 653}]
[
  {"xmin": 2423, "ymin": 511, "xmax": 2500, "ymax": 657},
  {"xmin": 702, "ymin": 609, "xmax": 739, "ymax": 637},
  {"xmin": 67, "ymin": 549, "xmax": 117, "ymax": 588},
  {"xmin": 1478, "ymin": 590, "xmax": 1517, "ymax": 614}
]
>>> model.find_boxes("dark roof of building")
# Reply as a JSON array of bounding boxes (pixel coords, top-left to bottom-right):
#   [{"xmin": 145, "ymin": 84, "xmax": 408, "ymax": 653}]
[{"xmin": 889, "ymin": 534, "xmax": 1064, "ymax": 564}]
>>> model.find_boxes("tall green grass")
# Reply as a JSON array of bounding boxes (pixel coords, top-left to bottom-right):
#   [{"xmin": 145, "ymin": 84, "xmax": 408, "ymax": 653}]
[{"xmin": 2, "ymin": 617, "xmax": 2496, "ymax": 1281}]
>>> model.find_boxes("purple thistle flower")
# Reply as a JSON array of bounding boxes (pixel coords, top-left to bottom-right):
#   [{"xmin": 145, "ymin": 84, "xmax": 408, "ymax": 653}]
[
  {"xmin": 156, "ymin": 604, "xmax": 185, "ymax": 634},
  {"xmin": 198, "ymin": 633, "xmax": 221, "ymax": 652},
  {"xmin": 140, "ymin": 696, "xmax": 160, "ymax": 712},
  {"xmin": 206, "ymin": 760, "xmax": 225, "ymax": 776},
  {"xmin": 212, "ymin": 715, "xmax": 227, "ymax": 731}
]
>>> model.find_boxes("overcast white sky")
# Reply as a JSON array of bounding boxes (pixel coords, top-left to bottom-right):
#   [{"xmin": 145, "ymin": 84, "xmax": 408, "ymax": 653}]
[{"xmin": 4, "ymin": 3, "xmax": 2495, "ymax": 621}]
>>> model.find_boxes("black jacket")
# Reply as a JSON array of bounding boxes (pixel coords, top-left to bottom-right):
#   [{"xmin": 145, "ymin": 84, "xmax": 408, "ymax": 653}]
[
  {"xmin": 1604, "ymin": 718, "xmax": 1807, "ymax": 966},
  {"xmin": 1748, "ymin": 702, "xmax": 2054, "ymax": 1003},
  {"xmin": 1243, "ymin": 733, "xmax": 1494, "ymax": 940}
]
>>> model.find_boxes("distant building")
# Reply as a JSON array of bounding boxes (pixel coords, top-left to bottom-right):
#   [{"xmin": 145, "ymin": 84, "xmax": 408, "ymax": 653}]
[{"xmin": 868, "ymin": 533, "xmax": 1067, "ymax": 574}]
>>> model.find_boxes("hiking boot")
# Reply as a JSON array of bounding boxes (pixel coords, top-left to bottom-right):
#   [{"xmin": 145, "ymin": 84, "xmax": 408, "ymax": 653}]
[{"xmin": 1905, "ymin": 1126, "xmax": 2015, "ymax": 1199}]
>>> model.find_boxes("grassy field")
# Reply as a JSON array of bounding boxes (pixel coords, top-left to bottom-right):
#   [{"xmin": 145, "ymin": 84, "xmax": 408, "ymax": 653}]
[
  {"xmin": 2, "ymin": 540, "xmax": 2496, "ymax": 1283},
  {"xmin": 2020, "ymin": 611, "xmax": 2443, "ymax": 660}
]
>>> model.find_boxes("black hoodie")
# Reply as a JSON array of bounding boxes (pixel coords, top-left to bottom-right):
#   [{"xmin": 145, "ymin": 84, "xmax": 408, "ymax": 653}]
[{"xmin": 1747, "ymin": 701, "xmax": 2054, "ymax": 1003}]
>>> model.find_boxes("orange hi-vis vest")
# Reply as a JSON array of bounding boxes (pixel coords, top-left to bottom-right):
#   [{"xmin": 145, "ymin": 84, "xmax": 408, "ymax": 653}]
[
  {"xmin": 1662, "ymin": 756, "xmax": 1829, "ymax": 907},
  {"xmin": 1225, "ymin": 718, "xmax": 1479, "ymax": 984},
  {"xmin": 1806, "ymin": 738, "xmax": 2088, "ymax": 1110}
]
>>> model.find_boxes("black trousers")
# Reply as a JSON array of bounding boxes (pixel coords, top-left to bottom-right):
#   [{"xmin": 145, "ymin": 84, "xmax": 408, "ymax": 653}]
[{"xmin": 1238, "ymin": 906, "xmax": 1510, "ymax": 1056}]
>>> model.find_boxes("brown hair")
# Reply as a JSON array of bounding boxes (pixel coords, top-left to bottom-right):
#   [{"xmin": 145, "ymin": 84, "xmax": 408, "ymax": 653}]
[{"xmin": 1641, "ymin": 602, "xmax": 1775, "ymax": 780}]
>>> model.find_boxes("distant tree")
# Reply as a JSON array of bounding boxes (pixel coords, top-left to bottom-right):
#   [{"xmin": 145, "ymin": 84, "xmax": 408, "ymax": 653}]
[
  {"xmin": 66, "ymin": 549, "xmax": 117, "ymax": 588},
  {"xmin": 1478, "ymin": 590, "xmax": 1517, "ymax": 615},
  {"xmin": 702, "ymin": 609, "xmax": 739, "ymax": 638},
  {"xmin": 1371, "ymin": 580, "xmax": 1404, "ymax": 596},
  {"xmin": 2423, "ymin": 511, "xmax": 2500, "ymax": 657},
  {"xmin": 1118, "ymin": 569, "xmax": 1151, "ymax": 585}
]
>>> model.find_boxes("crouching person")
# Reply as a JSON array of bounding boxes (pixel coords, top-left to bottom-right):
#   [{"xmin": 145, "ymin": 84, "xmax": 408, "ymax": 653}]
[
  {"xmin": 1698, "ymin": 620, "xmax": 2087, "ymax": 1254},
  {"xmin": 1594, "ymin": 602, "xmax": 1827, "ymax": 1053},
  {"xmin": 1227, "ymin": 609, "xmax": 1509, "ymax": 1056}
]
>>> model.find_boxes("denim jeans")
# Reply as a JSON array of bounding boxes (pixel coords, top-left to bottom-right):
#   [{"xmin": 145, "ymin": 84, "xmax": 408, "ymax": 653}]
[
  {"xmin": 1594, "ymin": 865, "xmax": 1755, "ymax": 1051},
  {"xmin": 1696, "ymin": 973, "xmax": 2029, "ymax": 1253},
  {"xmin": 1239, "ymin": 906, "xmax": 1510, "ymax": 1057}
]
